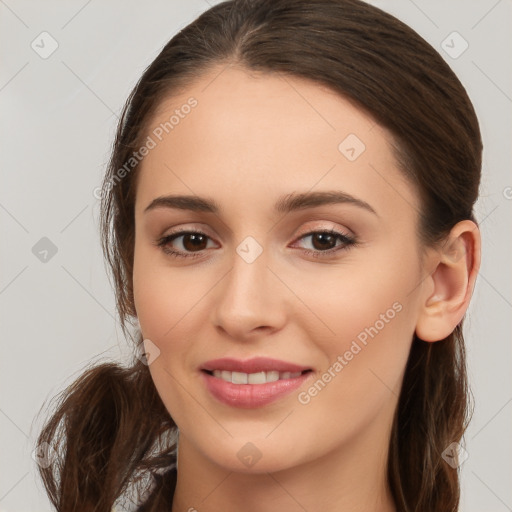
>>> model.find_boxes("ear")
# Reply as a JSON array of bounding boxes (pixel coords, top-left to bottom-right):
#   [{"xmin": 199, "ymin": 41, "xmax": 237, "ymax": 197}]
[{"xmin": 415, "ymin": 220, "xmax": 481, "ymax": 342}]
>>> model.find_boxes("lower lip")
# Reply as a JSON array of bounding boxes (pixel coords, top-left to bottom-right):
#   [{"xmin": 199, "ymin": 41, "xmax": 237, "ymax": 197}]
[{"xmin": 201, "ymin": 370, "xmax": 313, "ymax": 408}]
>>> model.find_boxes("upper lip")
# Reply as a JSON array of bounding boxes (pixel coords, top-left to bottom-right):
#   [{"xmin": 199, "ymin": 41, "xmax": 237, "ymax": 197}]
[{"xmin": 200, "ymin": 357, "xmax": 312, "ymax": 374}]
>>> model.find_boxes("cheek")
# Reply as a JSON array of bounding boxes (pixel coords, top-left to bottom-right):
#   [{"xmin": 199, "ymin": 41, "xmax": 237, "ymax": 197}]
[
  {"xmin": 294, "ymin": 250, "xmax": 418, "ymax": 398},
  {"xmin": 132, "ymin": 268, "xmax": 169, "ymax": 340},
  {"xmin": 132, "ymin": 244, "xmax": 204, "ymax": 342},
  {"xmin": 294, "ymin": 269, "xmax": 415, "ymax": 444},
  {"xmin": 291, "ymin": 251, "xmax": 416, "ymax": 346},
  {"xmin": 132, "ymin": 256, "xmax": 202, "ymax": 422}
]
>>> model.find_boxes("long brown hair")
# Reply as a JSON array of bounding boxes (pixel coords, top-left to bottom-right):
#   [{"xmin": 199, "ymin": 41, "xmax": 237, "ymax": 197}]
[{"xmin": 35, "ymin": 1, "xmax": 482, "ymax": 510}]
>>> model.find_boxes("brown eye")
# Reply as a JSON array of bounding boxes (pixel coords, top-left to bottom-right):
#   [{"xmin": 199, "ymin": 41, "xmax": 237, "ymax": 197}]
[
  {"xmin": 156, "ymin": 230, "xmax": 214, "ymax": 259},
  {"xmin": 294, "ymin": 229, "xmax": 357, "ymax": 259},
  {"xmin": 179, "ymin": 233, "xmax": 209, "ymax": 252},
  {"xmin": 309, "ymin": 232, "xmax": 338, "ymax": 251}
]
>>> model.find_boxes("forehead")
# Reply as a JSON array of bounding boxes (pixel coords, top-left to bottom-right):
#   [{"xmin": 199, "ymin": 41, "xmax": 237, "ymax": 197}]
[{"xmin": 134, "ymin": 65, "xmax": 418, "ymax": 224}]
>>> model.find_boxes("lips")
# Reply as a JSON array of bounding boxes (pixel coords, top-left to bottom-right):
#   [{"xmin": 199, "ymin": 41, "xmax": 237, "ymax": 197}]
[{"xmin": 199, "ymin": 357, "xmax": 314, "ymax": 407}]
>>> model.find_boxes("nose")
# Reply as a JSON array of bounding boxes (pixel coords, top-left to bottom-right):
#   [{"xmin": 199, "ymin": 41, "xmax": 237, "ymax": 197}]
[{"xmin": 210, "ymin": 245, "xmax": 287, "ymax": 341}]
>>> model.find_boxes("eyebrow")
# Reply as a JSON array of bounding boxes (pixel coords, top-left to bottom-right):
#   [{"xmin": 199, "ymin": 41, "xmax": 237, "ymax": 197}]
[{"xmin": 144, "ymin": 190, "xmax": 378, "ymax": 216}]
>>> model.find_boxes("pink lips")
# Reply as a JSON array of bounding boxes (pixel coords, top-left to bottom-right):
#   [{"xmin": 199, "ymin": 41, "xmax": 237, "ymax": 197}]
[{"xmin": 200, "ymin": 357, "xmax": 313, "ymax": 408}]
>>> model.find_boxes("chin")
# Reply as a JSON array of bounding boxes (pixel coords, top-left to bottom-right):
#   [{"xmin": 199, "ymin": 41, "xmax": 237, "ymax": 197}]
[{"xmin": 196, "ymin": 437, "xmax": 307, "ymax": 475}]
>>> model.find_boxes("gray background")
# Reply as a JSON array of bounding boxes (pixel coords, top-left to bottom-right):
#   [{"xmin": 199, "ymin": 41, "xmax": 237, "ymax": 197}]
[{"xmin": 0, "ymin": 1, "xmax": 510, "ymax": 510}]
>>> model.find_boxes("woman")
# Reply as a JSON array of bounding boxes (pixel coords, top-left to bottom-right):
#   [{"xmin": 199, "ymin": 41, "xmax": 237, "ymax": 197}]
[{"xmin": 36, "ymin": 0, "xmax": 482, "ymax": 510}]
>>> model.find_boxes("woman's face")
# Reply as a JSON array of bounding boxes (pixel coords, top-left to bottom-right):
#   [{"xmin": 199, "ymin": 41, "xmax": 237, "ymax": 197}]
[{"xmin": 132, "ymin": 65, "xmax": 428, "ymax": 473}]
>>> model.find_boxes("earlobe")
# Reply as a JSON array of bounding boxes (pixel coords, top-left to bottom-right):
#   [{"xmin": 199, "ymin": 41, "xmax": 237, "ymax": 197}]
[{"xmin": 415, "ymin": 220, "xmax": 481, "ymax": 342}]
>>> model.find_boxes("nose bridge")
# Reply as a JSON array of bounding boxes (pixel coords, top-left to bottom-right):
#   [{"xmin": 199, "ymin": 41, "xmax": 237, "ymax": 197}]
[{"xmin": 211, "ymin": 237, "xmax": 285, "ymax": 337}]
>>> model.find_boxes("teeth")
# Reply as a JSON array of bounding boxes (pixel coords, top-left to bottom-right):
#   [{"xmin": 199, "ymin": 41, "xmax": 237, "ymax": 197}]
[
  {"xmin": 232, "ymin": 371, "xmax": 247, "ymax": 384},
  {"xmin": 211, "ymin": 370, "xmax": 303, "ymax": 384},
  {"xmin": 265, "ymin": 371, "xmax": 279, "ymax": 382}
]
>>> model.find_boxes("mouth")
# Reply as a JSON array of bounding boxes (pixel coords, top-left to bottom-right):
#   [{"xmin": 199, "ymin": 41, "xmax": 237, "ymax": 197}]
[
  {"xmin": 199, "ymin": 357, "xmax": 314, "ymax": 407},
  {"xmin": 200, "ymin": 366, "xmax": 314, "ymax": 408},
  {"xmin": 201, "ymin": 368, "xmax": 313, "ymax": 385}
]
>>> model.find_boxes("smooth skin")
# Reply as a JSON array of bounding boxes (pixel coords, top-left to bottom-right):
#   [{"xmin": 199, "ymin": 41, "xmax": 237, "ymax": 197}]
[{"xmin": 132, "ymin": 64, "xmax": 480, "ymax": 512}]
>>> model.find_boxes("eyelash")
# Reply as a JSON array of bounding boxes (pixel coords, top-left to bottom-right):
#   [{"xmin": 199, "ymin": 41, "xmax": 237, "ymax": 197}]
[{"xmin": 155, "ymin": 228, "xmax": 358, "ymax": 260}]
